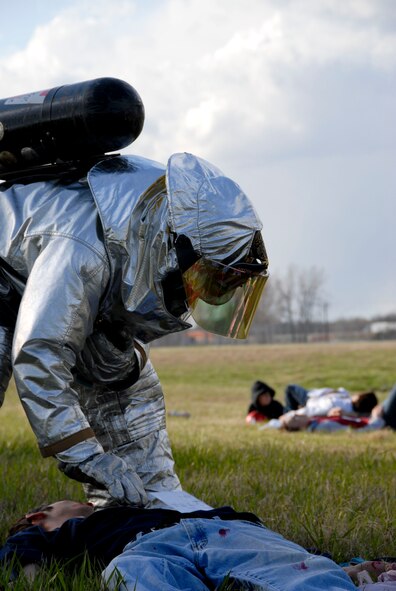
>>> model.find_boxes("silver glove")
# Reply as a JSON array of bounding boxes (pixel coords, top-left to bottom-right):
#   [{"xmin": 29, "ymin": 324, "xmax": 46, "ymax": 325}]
[{"xmin": 56, "ymin": 439, "xmax": 148, "ymax": 507}]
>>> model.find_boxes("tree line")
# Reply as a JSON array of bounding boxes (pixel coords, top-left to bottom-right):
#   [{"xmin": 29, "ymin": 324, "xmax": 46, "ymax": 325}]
[
  {"xmin": 251, "ymin": 265, "xmax": 329, "ymax": 343},
  {"xmin": 157, "ymin": 265, "xmax": 395, "ymax": 346}
]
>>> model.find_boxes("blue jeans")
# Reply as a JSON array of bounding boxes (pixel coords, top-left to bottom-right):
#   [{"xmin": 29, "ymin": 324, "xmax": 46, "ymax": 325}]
[
  {"xmin": 102, "ymin": 518, "xmax": 355, "ymax": 590},
  {"xmin": 382, "ymin": 383, "xmax": 396, "ymax": 429},
  {"xmin": 284, "ymin": 384, "xmax": 309, "ymax": 412}
]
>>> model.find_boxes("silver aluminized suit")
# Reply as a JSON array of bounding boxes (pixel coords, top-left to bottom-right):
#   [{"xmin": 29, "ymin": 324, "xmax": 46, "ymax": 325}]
[{"xmin": 0, "ymin": 152, "xmax": 264, "ymax": 506}]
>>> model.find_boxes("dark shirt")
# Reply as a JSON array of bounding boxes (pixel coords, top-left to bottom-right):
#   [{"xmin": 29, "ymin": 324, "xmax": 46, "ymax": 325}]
[
  {"xmin": 0, "ymin": 506, "xmax": 261, "ymax": 572},
  {"xmin": 248, "ymin": 398, "xmax": 284, "ymax": 419}
]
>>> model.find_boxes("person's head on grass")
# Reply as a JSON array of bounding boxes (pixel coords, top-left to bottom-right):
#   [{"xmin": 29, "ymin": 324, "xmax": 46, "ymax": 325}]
[
  {"xmin": 251, "ymin": 380, "xmax": 276, "ymax": 408},
  {"xmin": 8, "ymin": 500, "xmax": 95, "ymax": 536},
  {"xmin": 351, "ymin": 391, "xmax": 378, "ymax": 415}
]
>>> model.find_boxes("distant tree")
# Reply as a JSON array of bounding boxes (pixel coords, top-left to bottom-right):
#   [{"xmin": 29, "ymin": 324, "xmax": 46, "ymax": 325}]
[
  {"xmin": 277, "ymin": 267, "xmax": 298, "ymax": 341},
  {"xmin": 251, "ymin": 264, "xmax": 328, "ymax": 342},
  {"xmin": 250, "ymin": 277, "xmax": 282, "ymax": 342},
  {"xmin": 296, "ymin": 266, "xmax": 326, "ymax": 342}
]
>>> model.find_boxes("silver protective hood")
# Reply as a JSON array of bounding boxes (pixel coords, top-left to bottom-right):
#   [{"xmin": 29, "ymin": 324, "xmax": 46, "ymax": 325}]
[
  {"xmin": 88, "ymin": 153, "xmax": 263, "ymax": 341},
  {"xmin": 166, "ymin": 153, "xmax": 263, "ymax": 264},
  {"xmin": 88, "ymin": 155, "xmax": 191, "ymax": 343}
]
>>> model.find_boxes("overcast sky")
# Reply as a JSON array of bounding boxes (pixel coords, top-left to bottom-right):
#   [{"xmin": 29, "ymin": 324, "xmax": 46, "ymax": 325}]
[{"xmin": 0, "ymin": 0, "xmax": 394, "ymax": 319}]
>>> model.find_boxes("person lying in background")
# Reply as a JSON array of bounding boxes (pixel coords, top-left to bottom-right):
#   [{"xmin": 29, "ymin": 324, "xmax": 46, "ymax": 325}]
[
  {"xmin": 257, "ymin": 383, "xmax": 380, "ymax": 432},
  {"xmin": 277, "ymin": 383, "xmax": 396, "ymax": 433},
  {"xmin": 0, "ymin": 498, "xmax": 356, "ymax": 590},
  {"xmin": 262, "ymin": 384, "xmax": 396, "ymax": 433},
  {"xmin": 276, "ymin": 412, "xmax": 377, "ymax": 432},
  {"xmin": 284, "ymin": 384, "xmax": 378, "ymax": 418},
  {"xmin": 246, "ymin": 380, "xmax": 284, "ymax": 424}
]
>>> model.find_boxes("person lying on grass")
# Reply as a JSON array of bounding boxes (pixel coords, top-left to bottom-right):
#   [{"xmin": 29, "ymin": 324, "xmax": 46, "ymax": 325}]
[
  {"xmin": 0, "ymin": 499, "xmax": 357, "ymax": 590},
  {"xmin": 283, "ymin": 384, "xmax": 378, "ymax": 418},
  {"xmin": 262, "ymin": 384, "xmax": 396, "ymax": 433},
  {"xmin": 276, "ymin": 412, "xmax": 381, "ymax": 432}
]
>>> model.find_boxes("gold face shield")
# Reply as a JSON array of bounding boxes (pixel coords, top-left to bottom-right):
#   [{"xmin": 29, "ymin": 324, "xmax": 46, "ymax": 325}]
[{"xmin": 181, "ymin": 258, "xmax": 268, "ymax": 339}]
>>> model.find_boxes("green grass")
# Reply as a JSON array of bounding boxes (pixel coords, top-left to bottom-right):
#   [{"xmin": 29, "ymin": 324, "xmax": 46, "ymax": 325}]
[{"xmin": 1, "ymin": 341, "xmax": 395, "ymax": 588}]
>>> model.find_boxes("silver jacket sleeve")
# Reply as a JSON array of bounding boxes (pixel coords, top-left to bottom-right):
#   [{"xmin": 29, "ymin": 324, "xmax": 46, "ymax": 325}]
[{"xmin": 12, "ymin": 237, "xmax": 110, "ymax": 457}]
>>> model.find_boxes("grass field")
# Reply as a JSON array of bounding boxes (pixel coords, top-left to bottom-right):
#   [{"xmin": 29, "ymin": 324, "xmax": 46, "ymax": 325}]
[{"xmin": 0, "ymin": 340, "xmax": 395, "ymax": 588}]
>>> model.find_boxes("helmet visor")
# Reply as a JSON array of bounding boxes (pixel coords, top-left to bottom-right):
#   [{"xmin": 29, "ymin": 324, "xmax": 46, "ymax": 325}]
[{"xmin": 182, "ymin": 259, "xmax": 268, "ymax": 339}]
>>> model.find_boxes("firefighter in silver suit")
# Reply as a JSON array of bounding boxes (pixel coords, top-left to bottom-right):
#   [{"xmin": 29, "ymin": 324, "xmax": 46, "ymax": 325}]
[{"xmin": 0, "ymin": 152, "xmax": 268, "ymax": 507}]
